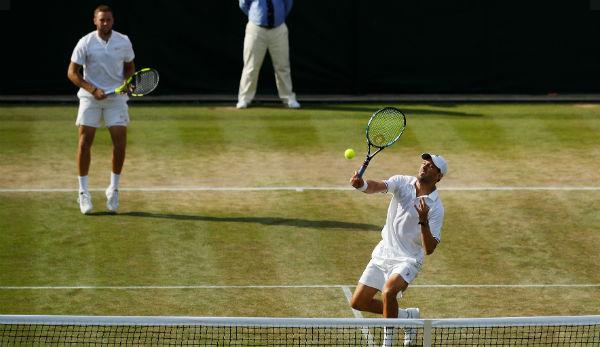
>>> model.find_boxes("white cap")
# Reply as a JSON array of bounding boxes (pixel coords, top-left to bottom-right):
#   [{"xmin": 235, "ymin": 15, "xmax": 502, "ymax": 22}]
[{"xmin": 421, "ymin": 153, "xmax": 448, "ymax": 175}]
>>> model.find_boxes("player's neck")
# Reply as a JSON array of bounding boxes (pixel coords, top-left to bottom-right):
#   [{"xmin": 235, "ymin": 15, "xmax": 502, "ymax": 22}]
[
  {"xmin": 97, "ymin": 30, "xmax": 112, "ymax": 42},
  {"xmin": 415, "ymin": 181, "xmax": 436, "ymax": 197}
]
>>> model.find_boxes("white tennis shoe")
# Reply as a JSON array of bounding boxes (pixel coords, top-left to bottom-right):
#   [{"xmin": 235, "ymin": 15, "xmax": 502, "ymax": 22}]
[
  {"xmin": 78, "ymin": 191, "xmax": 93, "ymax": 215},
  {"xmin": 105, "ymin": 187, "xmax": 119, "ymax": 212},
  {"xmin": 403, "ymin": 307, "xmax": 420, "ymax": 346},
  {"xmin": 287, "ymin": 99, "xmax": 301, "ymax": 109},
  {"xmin": 236, "ymin": 100, "xmax": 249, "ymax": 109}
]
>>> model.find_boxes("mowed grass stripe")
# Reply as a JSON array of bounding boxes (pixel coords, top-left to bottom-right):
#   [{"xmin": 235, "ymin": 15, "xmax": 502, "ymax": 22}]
[
  {"xmin": 2, "ymin": 104, "xmax": 599, "ymax": 188},
  {"xmin": 549, "ymin": 190, "xmax": 600, "ymax": 282},
  {"xmin": 127, "ymin": 107, "xmax": 213, "ymax": 187},
  {"xmin": 1, "ymin": 186, "xmax": 600, "ymax": 192},
  {"xmin": 2, "ymin": 287, "xmax": 599, "ymax": 317},
  {"xmin": 4, "ymin": 284, "xmax": 600, "ymax": 289},
  {"xmin": 0, "ymin": 191, "xmax": 382, "ymax": 286},
  {"xmin": 404, "ymin": 287, "xmax": 600, "ymax": 318},
  {"xmin": 493, "ymin": 106, "xmax": 599, "ymax": 186},
  {"xmin": 416, "ymin": 191, "xmax": 600, "ymax": 286},
  {"xmin": 0, "ymin": 288, "xmax": 353, "ymax": 317},
  {"xmin": 2, "ymin": 191, "xmax": 598, "ymax": 285},
  {"xmin": 0, "ymin": 107, "xmax": 75, "ymax": 187}
]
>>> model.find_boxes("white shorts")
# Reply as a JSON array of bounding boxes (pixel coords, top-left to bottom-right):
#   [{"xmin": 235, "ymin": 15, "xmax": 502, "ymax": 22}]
[
  {"xmin": 76, "ymin": 95, "xmax": 129, "ymax": 128},
  {"xmin": 358, "ymin": 258, "xmax": 420, "ymax": 292}
]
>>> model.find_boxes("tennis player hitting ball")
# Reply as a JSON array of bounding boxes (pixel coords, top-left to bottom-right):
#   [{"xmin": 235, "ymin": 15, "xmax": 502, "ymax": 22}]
[{"xmin": 349, "ymin": 153, "xmax": 447, "ymax": 347}]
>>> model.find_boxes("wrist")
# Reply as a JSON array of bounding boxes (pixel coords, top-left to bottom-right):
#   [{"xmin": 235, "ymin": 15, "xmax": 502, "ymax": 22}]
[
  {"xmin": 357, "ymin": 181, "xmax": 368, "ymax": 192},
  {"xmin": 418, "ymin": 220, "xmax": 429, "ymax": 226},
  {"xmin": 91, "ymin": 87, "xmax": 97, "ymax": 94}
]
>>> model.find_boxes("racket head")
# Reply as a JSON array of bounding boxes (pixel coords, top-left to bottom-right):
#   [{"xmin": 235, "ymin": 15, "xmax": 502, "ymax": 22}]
[
  {"xmin": 117, "ymin": 68, "xmax": 159, "ymax": 96},
  {"xmin": 366, "ymin": 107, "xmax": 407, "ymax": 148}
]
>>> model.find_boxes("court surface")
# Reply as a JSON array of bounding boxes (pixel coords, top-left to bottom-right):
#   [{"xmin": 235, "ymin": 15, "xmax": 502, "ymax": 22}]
[{"xmin": 1, "ymin": 103, "xmax": 599, "ymax": 318}]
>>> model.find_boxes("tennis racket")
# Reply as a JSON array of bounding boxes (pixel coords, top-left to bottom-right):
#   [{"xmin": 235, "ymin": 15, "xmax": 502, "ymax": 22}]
[
  {"xmin": 356, "ymin": 107, "xmax": 407, "ymax": 178},
  {"xmin": 106, "ymin": 68, "xmax": 159, "ymax": 96}
]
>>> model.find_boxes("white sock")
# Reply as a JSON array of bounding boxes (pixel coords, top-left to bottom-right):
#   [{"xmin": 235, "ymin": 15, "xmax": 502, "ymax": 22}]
[
  {"xmin": 78, "ymin": 176, "xmax": 88, "ymax": 193},
  {"xmin": 382, "ymin": 326, "xmax": 395, "ymax": 347},
  {"xmin": 110, "ymin": 172, "xmax": 120, "ymax": 190}
]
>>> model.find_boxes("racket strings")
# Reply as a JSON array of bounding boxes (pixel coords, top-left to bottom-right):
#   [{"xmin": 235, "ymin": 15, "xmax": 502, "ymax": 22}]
[
  {"xmin": 132, "ymin": 70, "xmax": 159, "ymax": 95},
  {"xmin": 367, "ymin": 108, "xmax": 406, "ymax": 147}
]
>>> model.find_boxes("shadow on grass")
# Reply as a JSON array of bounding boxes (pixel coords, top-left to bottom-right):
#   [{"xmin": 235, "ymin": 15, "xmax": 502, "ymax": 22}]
[
  {"xmin": 308, "ymin": 106, "xmax": 483, "ymax": 117},
  {"xmin": 119, "ymin": 211, "xmax": 380, "ymax": 231},
  {"xmin": 87, "ymin": 211, "xmax": 116, "ymax": 216},
  {"xmin": 242, "ymin": 103, "xmax": 483, "ymax": 117}
]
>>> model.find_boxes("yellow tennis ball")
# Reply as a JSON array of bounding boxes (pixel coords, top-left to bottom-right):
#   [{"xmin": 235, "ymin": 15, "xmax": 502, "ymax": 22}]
[{"xmin": 344, "ymin": 148, "xmax": 356, "ymax": 160}]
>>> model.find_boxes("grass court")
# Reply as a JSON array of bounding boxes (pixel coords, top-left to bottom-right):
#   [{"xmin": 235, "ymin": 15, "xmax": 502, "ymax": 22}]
[{"xmin": 0, "ymin": 103, "xmax": 599, "ymax": 318}]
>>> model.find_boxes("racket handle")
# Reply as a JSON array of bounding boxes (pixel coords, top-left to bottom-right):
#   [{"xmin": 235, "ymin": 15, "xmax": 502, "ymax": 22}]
[{"xmin": 357, "ymin": 158, "xmax": 371, "ymax": 178}]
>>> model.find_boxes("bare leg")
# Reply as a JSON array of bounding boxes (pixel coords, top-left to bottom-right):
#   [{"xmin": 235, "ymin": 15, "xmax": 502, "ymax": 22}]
[
  {"xmin": 382, "ymin": 274, "xmax": 408, "ymax": 318},
  {"xmin": 77, "ymin": 125, "xmax": 97, "ymax": 176},
  {"xmin": 381, "ymin": 274, "xmax": 410, "ymax": 347},
  {"xmin": 108, "ymin": 126, "xmax": 127, "ymax": 174},
  {"xmin": 350, "ymin": 283, "xmax": 383, "ymax": 314}
]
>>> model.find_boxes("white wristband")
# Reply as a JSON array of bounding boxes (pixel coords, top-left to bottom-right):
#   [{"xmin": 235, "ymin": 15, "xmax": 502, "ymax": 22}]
[{"xmin": 357, "ymin": 181, "xmax": 368, "ymax": 192}]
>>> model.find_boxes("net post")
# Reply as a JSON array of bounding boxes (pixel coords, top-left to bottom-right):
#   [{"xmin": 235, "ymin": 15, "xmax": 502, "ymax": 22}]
[{"xmin": 423, "ymin": 319, "xmax": 432, "ymax": 347}]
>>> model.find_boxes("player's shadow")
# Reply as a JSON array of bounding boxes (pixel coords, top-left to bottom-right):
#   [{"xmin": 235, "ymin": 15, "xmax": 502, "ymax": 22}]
[{"xmin": 121, "ymin": 211, "xmax": 380, "ymax": 231}]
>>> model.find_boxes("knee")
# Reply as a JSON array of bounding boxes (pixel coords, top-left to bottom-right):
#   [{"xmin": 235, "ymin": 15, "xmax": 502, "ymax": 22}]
[
  {"xmin": 243, "ymin": 67, "xmax": 260, "ymax": 78},
  {"xmin": 113, "ymin": 140, "xmax": 126, "ymax": 151},
  {"xmin": 381, "ymin": 287, "xmax": 401, "ymax": 302},
  {"xmin": 350, "ymin": 296, "xmax": 364, "ymax": 311},
  {"xmin": 78, "ymin": 136, "xmax": 93, "ymax": 151}
]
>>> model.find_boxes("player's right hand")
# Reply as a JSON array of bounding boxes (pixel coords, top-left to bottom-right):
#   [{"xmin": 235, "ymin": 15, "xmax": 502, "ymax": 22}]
[
  {"xmin": 92, "ymin": 88, "xmax": 107, "ymax": 100},
  {"xmin": 350, "ymin": 171, "xmax": 364, "ymax": 189}
]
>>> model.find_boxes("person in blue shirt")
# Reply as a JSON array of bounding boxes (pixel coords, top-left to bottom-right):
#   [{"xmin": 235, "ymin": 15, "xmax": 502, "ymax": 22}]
[{"xmin": 237, "ymin": 0, "xmax": 300, "ymax": 109}]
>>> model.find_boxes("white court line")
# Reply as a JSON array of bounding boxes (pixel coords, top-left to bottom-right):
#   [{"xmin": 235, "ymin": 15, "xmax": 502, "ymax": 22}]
[
  {"xmin": 0, "ymin": 186, "xmax": 599, "ymax": 193},
  {"xmin": 1, "ymin": 284, "xmax": 599, "ymax": 290}
]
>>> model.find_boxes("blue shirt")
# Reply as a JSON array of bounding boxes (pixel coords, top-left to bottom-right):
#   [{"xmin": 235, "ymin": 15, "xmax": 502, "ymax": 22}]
[{"xmin": 240, "ymin": 0, "xmax": 293, "ymax": 28}]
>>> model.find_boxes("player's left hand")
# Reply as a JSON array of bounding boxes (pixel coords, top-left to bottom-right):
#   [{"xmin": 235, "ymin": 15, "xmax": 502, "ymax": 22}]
[
  {"xmin": 414, "ymin": 197, "xmax": 430, "ymax": 222},
  {"xmin": 121, "ymin": 83, "xmax": 134, "ymax": 95}
]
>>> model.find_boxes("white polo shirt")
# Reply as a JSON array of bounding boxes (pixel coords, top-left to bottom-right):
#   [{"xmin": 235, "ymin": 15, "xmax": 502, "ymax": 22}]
[
  {"xmin": 371, "ymin": 175, "xmax": 444, "ymax": 268},
  {"xmin": 71, "ymin": 30, "xmax": 135, "ymax": 98}
]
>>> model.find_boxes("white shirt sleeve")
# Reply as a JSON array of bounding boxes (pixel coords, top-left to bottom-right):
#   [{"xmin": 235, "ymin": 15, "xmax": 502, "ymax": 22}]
[
  {"xmin": 71, "ymin": 38, "xmax": 87, "ymax": 65},
  {"xmin": 383, "ymin": 175, "xmax": 407, "ymax": 197},
  {"xmin": 122, "ymin": 36, "xmax": 135, "ymax": 63}
]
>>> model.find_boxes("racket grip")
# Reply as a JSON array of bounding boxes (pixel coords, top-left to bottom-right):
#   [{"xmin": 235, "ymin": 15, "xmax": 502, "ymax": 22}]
[{"xmin": 357, "ymin": 158, "xmax": 371, "ymax": 178}]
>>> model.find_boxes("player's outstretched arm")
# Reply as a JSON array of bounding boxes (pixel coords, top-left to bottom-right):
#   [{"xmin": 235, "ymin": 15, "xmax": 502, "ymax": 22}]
[{"xmin": 350, "ymin": 172, "xmax": 387, "ymax": 194}]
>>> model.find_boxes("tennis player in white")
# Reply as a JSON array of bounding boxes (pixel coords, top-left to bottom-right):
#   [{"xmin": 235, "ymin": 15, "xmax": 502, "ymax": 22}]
[
  {"xmin": 67, "ymin": 5, "xmax": 135, "ymax": 214},
  {"xmin": 349, "ymin": 153, "xmax": 447, "ymax": 347}
]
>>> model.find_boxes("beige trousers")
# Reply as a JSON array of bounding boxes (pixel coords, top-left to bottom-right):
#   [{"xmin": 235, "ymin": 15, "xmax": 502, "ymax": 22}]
[{"xmin": 238, "ymin": 22, "xmax": 296, "ymax": 104}]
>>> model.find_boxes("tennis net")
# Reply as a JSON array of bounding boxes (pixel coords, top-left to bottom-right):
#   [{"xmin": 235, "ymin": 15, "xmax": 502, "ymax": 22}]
[{"xmin": 1, "ymin": 315, "xmax": 599, "ymax": 346}]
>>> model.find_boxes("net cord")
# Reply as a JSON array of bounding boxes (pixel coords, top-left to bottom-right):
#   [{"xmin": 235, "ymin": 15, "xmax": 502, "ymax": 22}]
[{"xmin": 1, "ymin": 315, "xmax": 599, "ymax": 327}]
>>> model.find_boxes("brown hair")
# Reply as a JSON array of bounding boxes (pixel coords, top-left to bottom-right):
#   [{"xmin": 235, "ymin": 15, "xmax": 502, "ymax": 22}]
[{"xmin": 94, "ymin": 5, "xmax": 113, "ymax": 16}]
